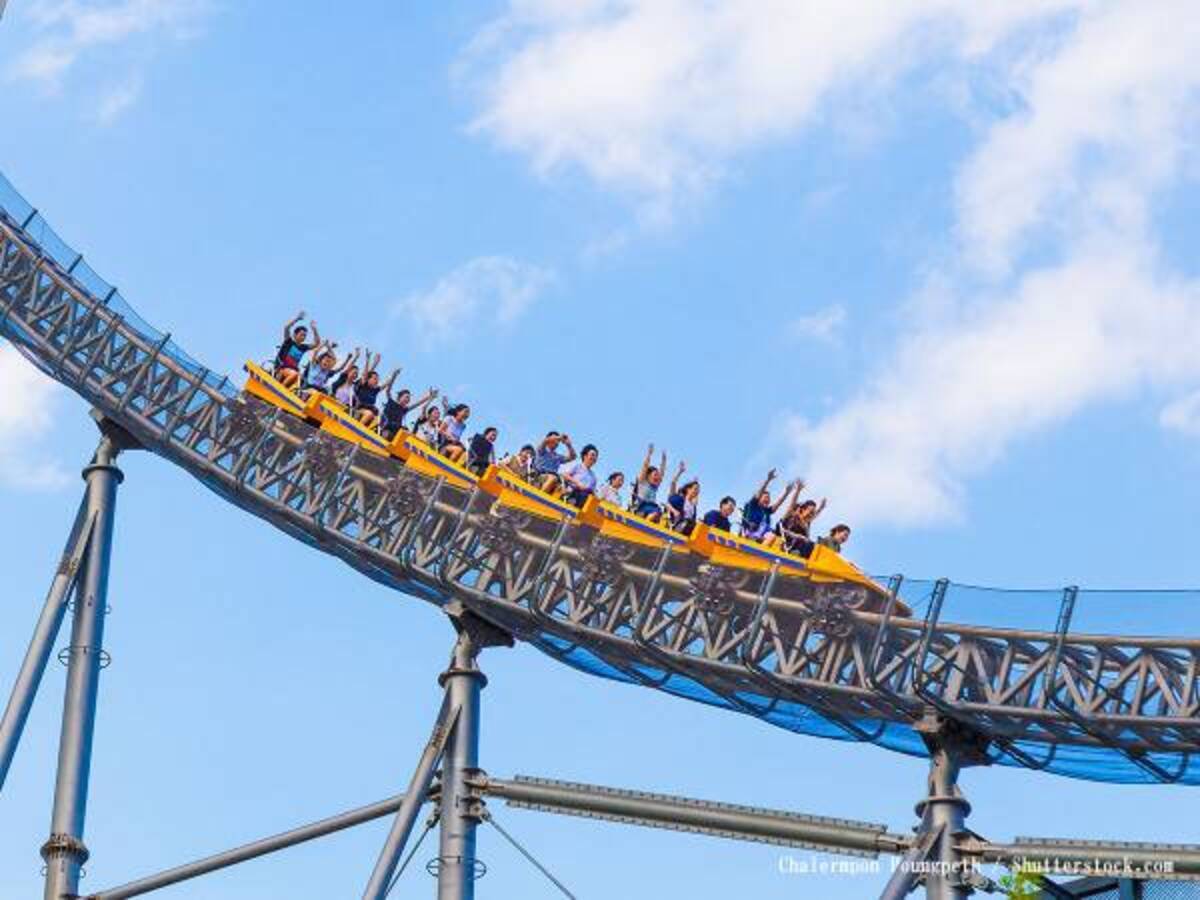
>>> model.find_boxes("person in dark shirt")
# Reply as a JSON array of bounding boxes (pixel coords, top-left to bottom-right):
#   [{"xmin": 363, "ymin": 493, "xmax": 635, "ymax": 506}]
[
  {"xmin": 353, "ymin": 369, "xmax": 386, "ymax": 428},
  {"xmin": 467, "ymin": 427, "xmax": 499, "ymax": 475},
  {"xmin": 273, "ymin": 309, "xmax": 321, "ymax": 389},
  {"xmin": 667, "ymin": 476, "xmax": 700, "ymax": 535},
  {"xmin": 380, "ymin": 380, "xmax": 438, "ymax": 440},
  {"xmin": 702, "ymin": 496, "xmax": 737, "ymax": 532}
]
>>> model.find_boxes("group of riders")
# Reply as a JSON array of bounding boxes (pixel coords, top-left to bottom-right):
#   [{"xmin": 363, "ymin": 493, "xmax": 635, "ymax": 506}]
[{"xmin": 272, "ymin": 311, "xmax": 852, "ymax": 559}]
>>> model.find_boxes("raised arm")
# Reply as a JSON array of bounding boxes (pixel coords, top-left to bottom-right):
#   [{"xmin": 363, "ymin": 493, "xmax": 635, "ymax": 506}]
[
  {"xmin": 669, "ymin": 461, "xmax": 687, "ymax": 495},
  {"xmin": 812, "ymin": 497, "xmax": 828, "ymax": 520},
  {"xmin": 637, "ymin": 443, "xmax": 655, "ymax": 481},
  {"xmin": 412, "ymin": 387, "xmax": 438, "ymax": 409},
  {"xmin": 560, "ymin": 434, "xmax": 578, "ymax": 464},
  {"xmin": 308, "ymin": 319, "xmax": 322, "ymax": 346},
  {"xmin": 415, "ymin": 394, "xmax": 437, "ymax": 420},
  {"xmin": 771, "ymin": 479, "xmax": 800, "ymax": 514},
  {"xmin": 383, "ymin": 366, "xmax": 401, "ymax": 394},
  {"xmin": 754, "ymin": 468, "xmax": 777, "ymax": 499},
  {"xmin": 335, "ymin": 347, "xmax": 360, "ymax": 374},
  {"xmin": 282, "ymin": 309, "xmax": 305, "ymax": 340}
]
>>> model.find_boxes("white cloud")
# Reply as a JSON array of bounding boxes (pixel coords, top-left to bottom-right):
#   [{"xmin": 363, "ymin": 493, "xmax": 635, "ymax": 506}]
[
  {"xmin": 1161, "ymin": 391, "xmax": 1200, "ymax": 438},
  {"xmin": 394, "ymin": 256, "xmax": 555, "ymax": 345},
  {"xmin": 787, "ymin": 246, "xmax": 1200, "ymax": 525},
  {"xmin": 7, "ymin": 0, "xmax": 207, "ymax": 117},
  {"xmin": 92, "ymin": 74, "xmax": 142, "ymax": 124},
  {"xmin": 788, "ymin": 305, "xmax": 846, "ymax": 344},
  {"xmin": 465, "ymin": 2, "xmax": 1200, "ymax": 527},
  {"xmin": 0, "ymin": 344, "xmax": 69, "ymax": 490},
  {"xmin": 787, "ymin": 3, "xmax": 1200, "ymax": 526},
  {"xmin": 464, "ymin": 1, "xmax": 1083, "ymax": 212}
]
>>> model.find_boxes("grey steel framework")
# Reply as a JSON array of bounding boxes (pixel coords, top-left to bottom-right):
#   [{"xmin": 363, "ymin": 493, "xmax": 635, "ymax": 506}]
[{"xmin": 3, "ymin": 191, "xmax": 1200, "ymax": 899}]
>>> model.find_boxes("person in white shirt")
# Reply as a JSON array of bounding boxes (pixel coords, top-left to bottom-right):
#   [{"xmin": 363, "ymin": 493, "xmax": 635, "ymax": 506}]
[
  {"xmin": 558, "ymin": 444, "xmax": 599, "ymax": 507},
  {"xmin": 596, "ymin": 471, "xmax": 625, "ymax": 506}
]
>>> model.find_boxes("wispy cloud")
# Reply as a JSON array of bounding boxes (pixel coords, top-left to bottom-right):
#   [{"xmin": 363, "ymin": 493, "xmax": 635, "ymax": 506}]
[
  {"xmin": 462, "ymin": 2, "xmax": 1080, "ymax": 216},
  {"xmin": 0, "ymin": 344, "xmax": 69, "ymax": 490},
  {"xmin": 1161, "ymin": 391, "xmax": 1200, "ymax": 438},
  {"xmin": 92, "ymin": 73, "xmax": 142, "ymax": 123},
  {"xmin": 393, "ymin": 256, "xmax": 555, "ymax": 347},
  {"xmin": 7, "ymin": 0, "xmax": 209, "ymax": 120},
  {"xmin": 788, "ymin": 305, "xmax": 846, "ymax": 345}
]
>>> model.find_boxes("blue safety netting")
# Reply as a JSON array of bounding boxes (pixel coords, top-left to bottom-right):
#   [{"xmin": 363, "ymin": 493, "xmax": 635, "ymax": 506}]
[
  {"xmin": 3, "ymin": 170, "xmax": 1199, "ymax": 787},
  {"xmin": 0, "ymin": 172, "xmax": 233, "ymax": 397}
]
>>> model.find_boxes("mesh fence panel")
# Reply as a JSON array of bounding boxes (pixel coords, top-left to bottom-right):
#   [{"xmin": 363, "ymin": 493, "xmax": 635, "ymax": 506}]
[{"xmin": 1146, "ymin": 882, "xmax": 1200, "ymax": 898}]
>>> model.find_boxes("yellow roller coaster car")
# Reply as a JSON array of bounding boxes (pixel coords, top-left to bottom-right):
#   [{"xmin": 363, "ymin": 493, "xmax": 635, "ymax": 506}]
[
  {"xmin": 241, "ymin": 361, "xmax": 902, "ymax": 612},
  {"xmin": 401, "ymin": 435, "xmax": 477, "ymax": 491},
  {"xmin": 243, "ymin": 361, "xmax": 309, "ymax": 418},
  {"xmin": 478, "ymin": 465, "xmax": 580, "ymax": 522},
  {"xmin": 578, "ymin": 497, "xmax": 689, "ymax": 551}
]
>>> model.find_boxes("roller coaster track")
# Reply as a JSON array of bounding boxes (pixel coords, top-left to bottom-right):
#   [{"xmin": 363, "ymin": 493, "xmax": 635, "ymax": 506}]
[{"xmin": 2, "ymin": 184, "xmax": 1199, "ymax": 790}]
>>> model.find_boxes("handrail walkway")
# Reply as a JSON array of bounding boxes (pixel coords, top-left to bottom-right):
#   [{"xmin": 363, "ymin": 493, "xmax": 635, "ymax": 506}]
[{"xmin": 2, "ymin": 171, "xmax": 1199, "ymax": 786}]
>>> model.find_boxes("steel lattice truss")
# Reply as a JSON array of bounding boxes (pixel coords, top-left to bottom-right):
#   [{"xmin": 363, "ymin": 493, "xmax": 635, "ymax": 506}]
[{"xmin": 2, "ymin": 211, "xmax": 1199, "ymax": 785}]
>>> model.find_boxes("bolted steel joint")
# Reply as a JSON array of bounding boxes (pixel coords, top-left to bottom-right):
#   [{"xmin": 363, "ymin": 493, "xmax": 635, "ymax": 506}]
[
  {"xmin": 40, "ymin": 832, "xmax": 89, "ymax": 865},
  {"xmin": 458, "ymin": 767, "xmax": 489, "ymax": 823}
]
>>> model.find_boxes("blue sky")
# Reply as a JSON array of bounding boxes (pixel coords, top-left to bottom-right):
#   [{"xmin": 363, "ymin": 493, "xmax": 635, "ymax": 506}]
[{"xmin": 1, "ymin": 2, "xmax": 1199, "ymax": 897}]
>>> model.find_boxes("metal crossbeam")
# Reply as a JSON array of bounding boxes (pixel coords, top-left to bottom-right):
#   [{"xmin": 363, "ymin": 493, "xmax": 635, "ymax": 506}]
[
  {"xmin": 85, "ymin": 794, "xmax": 410, "ymax": 900},
  {"xmin": 484, "ymin": 775, "xmax": 908, "ymax": 858}
]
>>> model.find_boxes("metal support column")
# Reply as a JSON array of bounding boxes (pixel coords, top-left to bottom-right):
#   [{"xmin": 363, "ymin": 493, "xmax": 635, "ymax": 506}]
[
  {"xmin": 912, "ymin": 715, "xmax": 989, "ymax": 900},
  {"xmin": 918, "ymin": 746, "xmax": 969, "ymax": 900},
  {"xmin": 436, "ymin": 611, "xmax": 508, "ymax": 900},
  {"xmin": 361, "ymin": 608, "xmax": 510, "ymax": 900},
  {"xmin": 0, "ymin": 499, "xmax": 93, "ymax": 793},
  {"xmin": 42, "ymin": 432, "xmax": 125, "ymax": 900}
]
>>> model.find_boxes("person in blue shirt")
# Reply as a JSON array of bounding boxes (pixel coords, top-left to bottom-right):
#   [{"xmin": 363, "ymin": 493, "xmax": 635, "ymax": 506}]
[
  {"xmin": 702, "ymin": 496, "xmax": 737, "ymax": 533},
  {"xmin": 741, "ymin": 469, "xmax": 800, "ymax": 543},
  {"xmin": 302, "ymin": 342, "xmax": 353, "ymax": 396},
  {"xmin": 534, "ymin": 431, "xmax": 577, "ymax": 493}
]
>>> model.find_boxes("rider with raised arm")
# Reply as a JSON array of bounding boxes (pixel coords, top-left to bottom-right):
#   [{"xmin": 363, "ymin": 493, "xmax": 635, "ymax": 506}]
[
  {"xmin": 774, "ymin": 485, "xmax": 826, "ymax": 555},
  {"xmin": 666, "ymin": 462, "xmax": 701, "ymax": 535},
  {"xmin": 380, "ymin": 375, "xmax": 437, "ymax": 440},
  {"xmin": 274, "ymin": 309, "xmax": 321, "ymax": 389},
  {"xmin": 330, "ymin": 348, "xmax": 361, "ymax": 407},
  {"xmin": 630, "ymin": 443, "xmax": 668, "ymax": 521},
  {"xmin": 741, "ymin": 469, "xmax": 798, "ymax": 543},
  {"xmin": 302, "ymin": 339, "xmax": 350, "ymax": 396}
]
